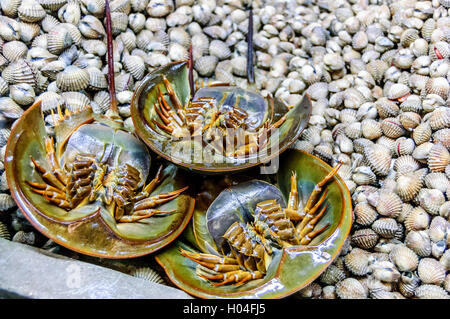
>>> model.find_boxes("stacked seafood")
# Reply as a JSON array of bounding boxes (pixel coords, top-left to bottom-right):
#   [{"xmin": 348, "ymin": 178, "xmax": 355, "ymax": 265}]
[{"xmin": 0, "ymin": 0, "xmax": 448, "ymax": 298}]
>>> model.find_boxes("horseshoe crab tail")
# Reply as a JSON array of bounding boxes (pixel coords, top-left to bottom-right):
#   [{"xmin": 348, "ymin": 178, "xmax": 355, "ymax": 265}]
[{"xmin": 105, "ymin": 0, "xmax": 119, "ymax": 117}]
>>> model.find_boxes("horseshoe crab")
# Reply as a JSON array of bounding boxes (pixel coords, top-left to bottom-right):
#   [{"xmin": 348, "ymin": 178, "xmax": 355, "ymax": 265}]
[
  {"xmin": 131, "ymin": 9, "xmax": 311, "ymax": 173},
  {"xmin": 4, "ymin": 1, "xmax": 195, "ymax": 258},
  {"xmin": 156, "ymin": 149, "xmax": 353, "ymax": 298},
  {"xmin": 5, "ymin": 101, "xmax": 195, "ymax": 258}
]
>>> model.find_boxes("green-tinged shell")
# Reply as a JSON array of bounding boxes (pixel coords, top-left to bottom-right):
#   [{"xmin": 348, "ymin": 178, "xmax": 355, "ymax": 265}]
[
  {"xmin": 5, "ymin": 100, "xmax": 195, "ymax": 258},
  {"xmin": 156, "ymin": 149, "xmax": 352, "ymax": 299},
  {"xmin": 131, "ymin": 61, "xmax": 312, "ymax": 174}
]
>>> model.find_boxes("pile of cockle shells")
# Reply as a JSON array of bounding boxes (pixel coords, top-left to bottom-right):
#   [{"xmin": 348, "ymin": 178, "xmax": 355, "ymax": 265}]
[{"xmin": 0, "ymin": 0, "xmax": 448, "ymax": 299}]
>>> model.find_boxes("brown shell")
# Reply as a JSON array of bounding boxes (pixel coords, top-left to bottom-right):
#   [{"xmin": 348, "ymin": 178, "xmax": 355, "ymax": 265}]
[{"xmin": 351, "ymin": 228, "xmax": 379, "ymax": 249}]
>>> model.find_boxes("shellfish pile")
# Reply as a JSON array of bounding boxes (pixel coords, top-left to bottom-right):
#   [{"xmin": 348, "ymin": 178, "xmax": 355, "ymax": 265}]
[{"xmin": 0, "ymin": 0, "xmax": 449, "ymax": 299}]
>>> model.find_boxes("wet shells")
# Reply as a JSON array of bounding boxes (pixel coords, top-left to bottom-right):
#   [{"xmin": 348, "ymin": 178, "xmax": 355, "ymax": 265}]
[
  {"xmin": 214, "ymin": 68, "xmax": 234, "ymax": 85},
  {"xmin": 429, "ymin": 216, "xmax": 449, "ymax": 243},
  {"xmin": 413, "ymin": 142, "xmax": 433, "ymax": 163},
  {"xmin": 416, "ymin": 285, "xmax": 449, "ymax": 299},
  {"xmin": 61, "ymin": 91, "xmax": 90, "ymax": 112},
  {"xmin": 136, "ymin": 29, "xmax": 155, "ymax": 51},
  {"xmin": 191, "ymin": 33, "xmax": 209, "ymax": 57},
  {"xmin": 0, "ymin": 193, "xmax": 16, "ymax": 211},
  {"xmin": 106, "ymin": 11, "xmax": 126, "ymax": 34},
  {"xmin": 404, "ymin": 207, "xmax": 430, "ymax": 232},
  {"xmin": 12, "ymin": 230, "xmax": 35, "ymax": 245},
  {"xmin": 344, "ymin": 248, "xmax": 371, "ymax": 276},
  {"xmin": 47, "ymin": 27, "xmax": 74, "ymax": 54},
  {"xmin": 319, "ymin": 265, "xmax": 346, "ymax": 285},
  {"xmin": 425, "ymin": 77, "xmax": 449, "ymax": 99},
  {"xmin": 314, "ymin": 143, "xmax": 333, "ymax": 163},
  {"xmin": 394, "ymin": 137, "xmax": 415, "ymax": 157},
  {"xmin": 146, "ymin": 0, "xmax": 173, "ymax": 18},
  {"xmin": 114, "ymin": 73, "xmax": 134, "ymax": 92},
  {"xmin": 398, "ymin": 272, "xmax": 420, "ymax": 297},
  {"xmin": 0, "ymin": 78, "xmax": 9, "ymax": 96},
  {"xmin": 92, "ymin": 90, "xmax": 110, "ymax": 114},
  {"xmin": 36, "ymin": 91, "xmax": 63, "ymax": 114},
  {"xmin": 203, "ymin": 26, "xmax": 228, "ymax": 40},
  {"xmin": 81, "ymin": 39, "xmax": 106, "ymax": 56},
  {"xmin": 231, "ymin": 56, "xmax": 247, "ymax": 77},
  {"xmin": 389, "ymin": 245, "xmax": 418, "ymax": 272},
  {"xmin": 400, "ymin": 95, "xmax": 422, "ymax": 113},
  {"xmin": 418, "ymin": 258, "xmax": 446, "ymax": 285},
  {"xmin": 0, "ymin": 0, "xmax": 21, "ymax": 17},
  {"xmin": 352, "ymin": 228, "xmax": 379, "ymax": 249},
  {"xmin": 405, "ymin": 230, "xmax": 432, "ymax": 257},
  {"xmin": 31, "ymin": 33, "xmax": 47, "ymax": 49},
  {"xmin": 366, "ymin": 60, "xmax": 388, "ymax": 83},
  {"xmin": 425, "ymin": 172, "xmax": 450, "ymax": 193},
  {"xmin": 354, "ymin": 202, "xmax": 378, "ymax": 226},
  {"xmin": 352, "ymin": 166, "xmax": 376, "ymax": 185},
  {"xmin": 364, "ymin": 144, "xmax": 392, "ymax": 177},
  {"xmin": 412, "ymin": 122, "xmax": 432, "ymax": 146},
  {"xmin": 372, "ymin": 218, "xmax": 398, "ymax": 239},
  {"xmin": 429, "ymin": 107, "xmax": 450, "ymax": 131},
  {"xmin": 372, "ymin": 191, "xmax": 403, "ymax": 218},
  {"xmin": 209, "ymin": 40, "xmax": 231, "ymax": 60},
  {"xmin": 399, "ymin": 112, "xmax": 421, "ymax": 132},
  {"xmin": 123, "ymin": 53, "xmax": 145, "ymax": 80},
  {"xmin": 371, "ymin": 261, "xmax": 401, "ymax": 283},
  {"xmin": 381, "ymin": 117, "xmax": 406, "ymax": 139},
  {"xmin": 433, "ymin": 129, "xmax": 450, "ymax": 149},
  {"xmin": 39, "ymin": 0, "xmax": 67, "ymax": 11},
  {"xmin": 40, "ymin": 60, "xmax": 66, "ymax": 81},
  {"xmin": 0, "ymin": 128, "xmax": 10, "ymax": 147},
  {"xmin": 418, "ymin": 188, "xmax": 446, "ymax": 215},
  {"xmin": 421, "ymin": 18, "xmax": 436, "ymax": 42},
  {"xmin": 400, "ymin": 29, "xmax": 419, "ymax": 48},
  {"xmin": 18, "ymin": 0, "xmax": 46, "ymax": 23},
  {"xmin": 387, "ymin": 83, "xmax": 410, "ymax": 102},
  {"xmin": 361, "ymin": 119, "xmax": 382, "ymax": 140},
  {"xmin": 430, "ymin": 41, "xmax": 450, "ymax": 61},
  {"xmin": 344, "ymin": 122, "xmax": 362, "ymax": 140},
  {"xmin": 0, "ymin": 221, "xmax": 10, "ymax": 239},
  {"xmin": 10, "ymin": 83, "xmax": 35, "ymax": 106},
  {"xmin": 428, "ymin": 143, "xmax": 450, "ymax": 173},
  {"xmin": 58, "ymin": 1, "xmax": 81, "ymax": 24},
  {"xmin": 86, "ymin": 67, "xmax": 107, "ymax": 91},
  {"xmin": 194, "ymin": 55, "xmax": 218, "ymax": 77},
  {"xmin": 130, "ymin": 267, "xmax": 164, "ymax": 285},
  {"xmin": 144, "ymin": 17, "xmax": 166, "ymax": 32},
  {"xmin": 2, "ymin": 59, "xmax": 39, "ymax": 88},
  {"xmin": 394, "ymin": 155, "xmax": 420, "ymax": 176},
  {"xmin": 56, "ymin": 65, "xmax": 89, "ymax": 91},
  {"xmin": 168, "ymin": 27, "xmax": 190, "ymax": 48},
  {"xmin": 2, "ymin": 40, "xmax": 28, "ymax": 62},
  {"xmin": 168, "ymin": 42, "xmax": 188, "ymax": 61},
  {"xmin": 0, "ymin": 16, "xmax": 21, "ymax": 41},
  {"xmin": 79, "ymin": 15, "xmax": 105, "ymax": 39},
  {"xmin": 336, "ymin": 278, "xmax": 368, "ymax": 299},
  {"xmin": 0, "ymin": 97, "xmax": 24, "ymax": 119},
  {"xmin": 375, "ymin": 98, "xmax": 399, "ymax": 119}
]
